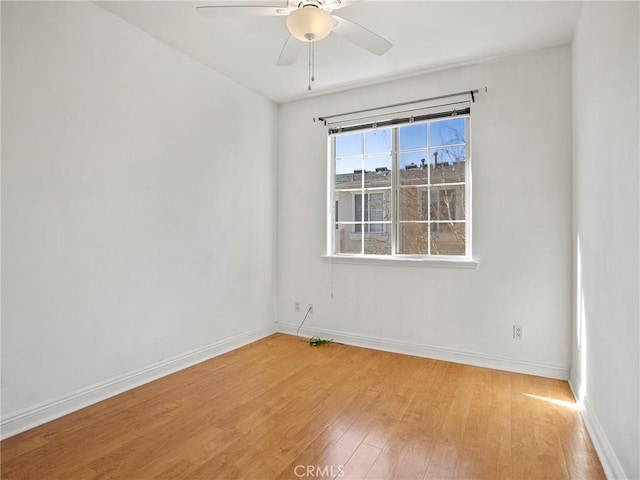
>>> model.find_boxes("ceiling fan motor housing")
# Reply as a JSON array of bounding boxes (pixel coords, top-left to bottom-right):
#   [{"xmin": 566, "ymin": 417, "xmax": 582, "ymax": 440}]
[
  {"xmin": 293, "ymin": 0, "xmax": 325, "ymax": 10},
  {"xmin": 287, "ymin": 2, "xmax": 334, "ymax": 42}
]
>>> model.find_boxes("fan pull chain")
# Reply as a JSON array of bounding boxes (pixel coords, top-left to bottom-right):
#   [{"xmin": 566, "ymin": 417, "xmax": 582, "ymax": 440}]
[
  {"xmin": 311, "ymin": 37, "xmax": 315, "ymax": 83},
  {"xmin": 306, "ymin": 33, "xmax": 316, "ymax": 91},
  {"xmin": 307, "ymin": 39, "xmax": 313, "ymax": 91}
]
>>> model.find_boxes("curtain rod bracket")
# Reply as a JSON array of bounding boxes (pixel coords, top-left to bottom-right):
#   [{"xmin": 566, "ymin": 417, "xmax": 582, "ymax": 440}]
[{"xmin": 470, "ymin": 91, "xmax": 475, "ymax": 103}]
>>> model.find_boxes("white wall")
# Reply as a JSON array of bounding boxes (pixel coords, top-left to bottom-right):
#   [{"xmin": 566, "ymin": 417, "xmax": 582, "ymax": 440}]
[
  {"xmin": 571, "ymin": 2, "xmax": 640, "ymax": 479},
  {"xmin": 277, "ymin": 47, "xmax": 573, "ymax": 378},
  {"xmin": 1, "ymin": 1, "xmax": 277, "ymax": 435}
]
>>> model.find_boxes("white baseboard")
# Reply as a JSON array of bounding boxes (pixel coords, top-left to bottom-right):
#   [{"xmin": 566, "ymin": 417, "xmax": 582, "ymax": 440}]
[
  {"xmin": 568, "ymin": 377, "xmax": 628, "ymax": 480},
  {"xmin": 277, "ymin": 323, "xmax": 569, "ymax": 380},
  {"xmin": 0, "ymin": 324, "xmax": 276, "ymax": 440}
]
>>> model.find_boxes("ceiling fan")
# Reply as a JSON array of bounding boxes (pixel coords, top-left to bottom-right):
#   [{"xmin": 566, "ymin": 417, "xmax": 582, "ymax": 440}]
[{"xmin": 196, "ymin": 1, "xmax": 392, "ymax": 84}]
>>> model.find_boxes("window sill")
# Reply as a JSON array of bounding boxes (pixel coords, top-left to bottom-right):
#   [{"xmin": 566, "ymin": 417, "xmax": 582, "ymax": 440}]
[{"xmin": 321, "ymin": 254, "xmax": 479, "ymax": 269}]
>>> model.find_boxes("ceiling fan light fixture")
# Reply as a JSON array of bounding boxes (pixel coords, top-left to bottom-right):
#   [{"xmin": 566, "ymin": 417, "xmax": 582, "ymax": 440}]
[{"xmin": 286, "ymin": 6, "xmax": 333, "ymax": 42}]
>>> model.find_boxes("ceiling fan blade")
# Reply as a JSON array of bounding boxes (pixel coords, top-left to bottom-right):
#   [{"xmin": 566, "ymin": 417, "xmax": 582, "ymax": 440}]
[
  {"xmin": 277, "ymin": 35, "xmax": 302, "ymax": 66},
  {"xmin": 196, "ymin": 5, "xmax": 288, "ymax": 17},
  {"xmin": 331, "ymin": 14, "xmax": 392, "ymax": 56},
  {"xmin": 322, "ymin": 0, "xmax": 361, "ymax": 12}
]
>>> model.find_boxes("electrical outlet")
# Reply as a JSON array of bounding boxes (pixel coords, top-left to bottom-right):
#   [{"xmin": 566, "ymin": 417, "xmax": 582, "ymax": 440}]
[
  {"xmin": 513, "ymin": 325, "xmax": 523, "ymax": 340},
  {"xmin": 294, "ymin": 302, "xmax": 300, "ymax": 312},
  {"xmin": 307, "ymin": 303, "xmax": 314, "ymax": 314}
]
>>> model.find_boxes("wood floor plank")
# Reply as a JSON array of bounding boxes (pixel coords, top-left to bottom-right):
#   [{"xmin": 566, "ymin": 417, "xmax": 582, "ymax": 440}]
[
  {"xmin": 1, "ymin": 334, "xmax": 605, "ymax": 480},
  {"xmin": 341, "ymin": 442, "xmax": 382, "ymax": 480},
  {"xmin": 391, "ymin": 434, "xmax": 432, "ymax": 480},
  {"xmin": 0, "ymin": 434, "xmax": 49, "ymax": 464},
  {"xmin": 364, "ymin": 446, "xmax": 403, "ymax": 480},
  {"xmin": 422, "ymin": 442, "xmax": 458, "ymax": 480}
]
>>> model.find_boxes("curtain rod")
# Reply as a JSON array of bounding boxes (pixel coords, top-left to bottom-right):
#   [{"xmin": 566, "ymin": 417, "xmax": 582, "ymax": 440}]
[{"xmin": 314, "ymin": 87, "xmax": 487, "ymax": 126}]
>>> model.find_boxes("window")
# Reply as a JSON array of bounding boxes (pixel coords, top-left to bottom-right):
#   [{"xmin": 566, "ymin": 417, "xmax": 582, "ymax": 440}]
[{"xmin": 330, "ymin": 115, "xmax": 470, "ymax": 258}]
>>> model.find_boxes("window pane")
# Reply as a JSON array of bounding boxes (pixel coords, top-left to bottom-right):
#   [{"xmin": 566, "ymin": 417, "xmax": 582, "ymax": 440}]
[
  {"xmin": 398, "ymin": 223, "xmax": 429, "ymax": 255},
  {"xmin": 399, "ymin": 152, "xmax": 428, "ymax": 186},
  {"xmin": 335, "ymin": 157, "xmax": 362, "ymax": 176},
  {"xmin": 429, "ymin": 118, "xmax": 466, "ymax": 147},
  {"xmin": 364, "ymin": 231, "xmax": 391, "ymax": 255},
  {"xmin": 334, "ymin": 226, "xmax": 361, "ymax": 254},
  {"xmin": 431, "ymin": 223, "xmax": 465, "ymax": 256},
  {"xmin": 368, "ymin": 192, "xmax": 385, "ymax": 224},
  {"xmin": 400, "ymin": 151, "xmax": 428, "ymax": 170},
  {"xmin": 355, "ymin": 193, "xmax": 363, "ymax": 224},
  {"xmin": 399, "ymin": 186, "xmax": 428, "ymax": 221},
  {"xmin": 399, "ymin": 123, "xmax": 427, "ymax": 151},
  {"xmin": 335, "ymin": 190, "xmax": 358, "ymax": 225},
  {"xmin": 335, "ymin": 133, "xmax": 363, "ymax": 158},
  {"xmin": 430, "ymin": 145, "xmax": 466, "ymax": 166},
  {"xmin": 365, "ymin": 129, "xmax": 391, "ymax": 154},
  {"xmin": 364, "ymin": 155, "xmax": 392, "ymax": 188},
  {"xmin": 429, "ymin": 147, "xmax": 466, "ymax": 184},
  {"xmin": 430, "ymin": 186, "xmax": 465, "ymax": 222}
]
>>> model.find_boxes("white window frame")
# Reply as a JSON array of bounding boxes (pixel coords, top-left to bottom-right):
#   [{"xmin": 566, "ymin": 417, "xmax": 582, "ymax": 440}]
[{"xmin": 326, "ymin": 115, "xmax": 476, "ymax": 267}]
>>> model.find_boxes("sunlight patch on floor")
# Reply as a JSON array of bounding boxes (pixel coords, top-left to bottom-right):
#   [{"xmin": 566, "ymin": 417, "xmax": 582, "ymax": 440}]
[{"xmin": 523, "ymin": 393, "xmax": 582, "ymax": 411}]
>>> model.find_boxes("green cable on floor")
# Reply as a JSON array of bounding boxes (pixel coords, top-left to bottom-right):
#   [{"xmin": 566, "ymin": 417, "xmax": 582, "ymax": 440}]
[{"xmin": 309, "ymin": 336, "xmax": 332, "ymax": 346}]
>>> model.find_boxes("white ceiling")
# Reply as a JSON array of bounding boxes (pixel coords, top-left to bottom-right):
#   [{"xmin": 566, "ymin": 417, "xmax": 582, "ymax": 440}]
[{"xmin": 96, "ymin": 0, "xmax": 583, "ymax": 103}]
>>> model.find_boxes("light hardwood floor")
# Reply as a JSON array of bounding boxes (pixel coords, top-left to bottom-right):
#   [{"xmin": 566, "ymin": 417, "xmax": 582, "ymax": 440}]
[{"xmin": 1, "ymin": 334, "xmax": 604, "ymax": 479}]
